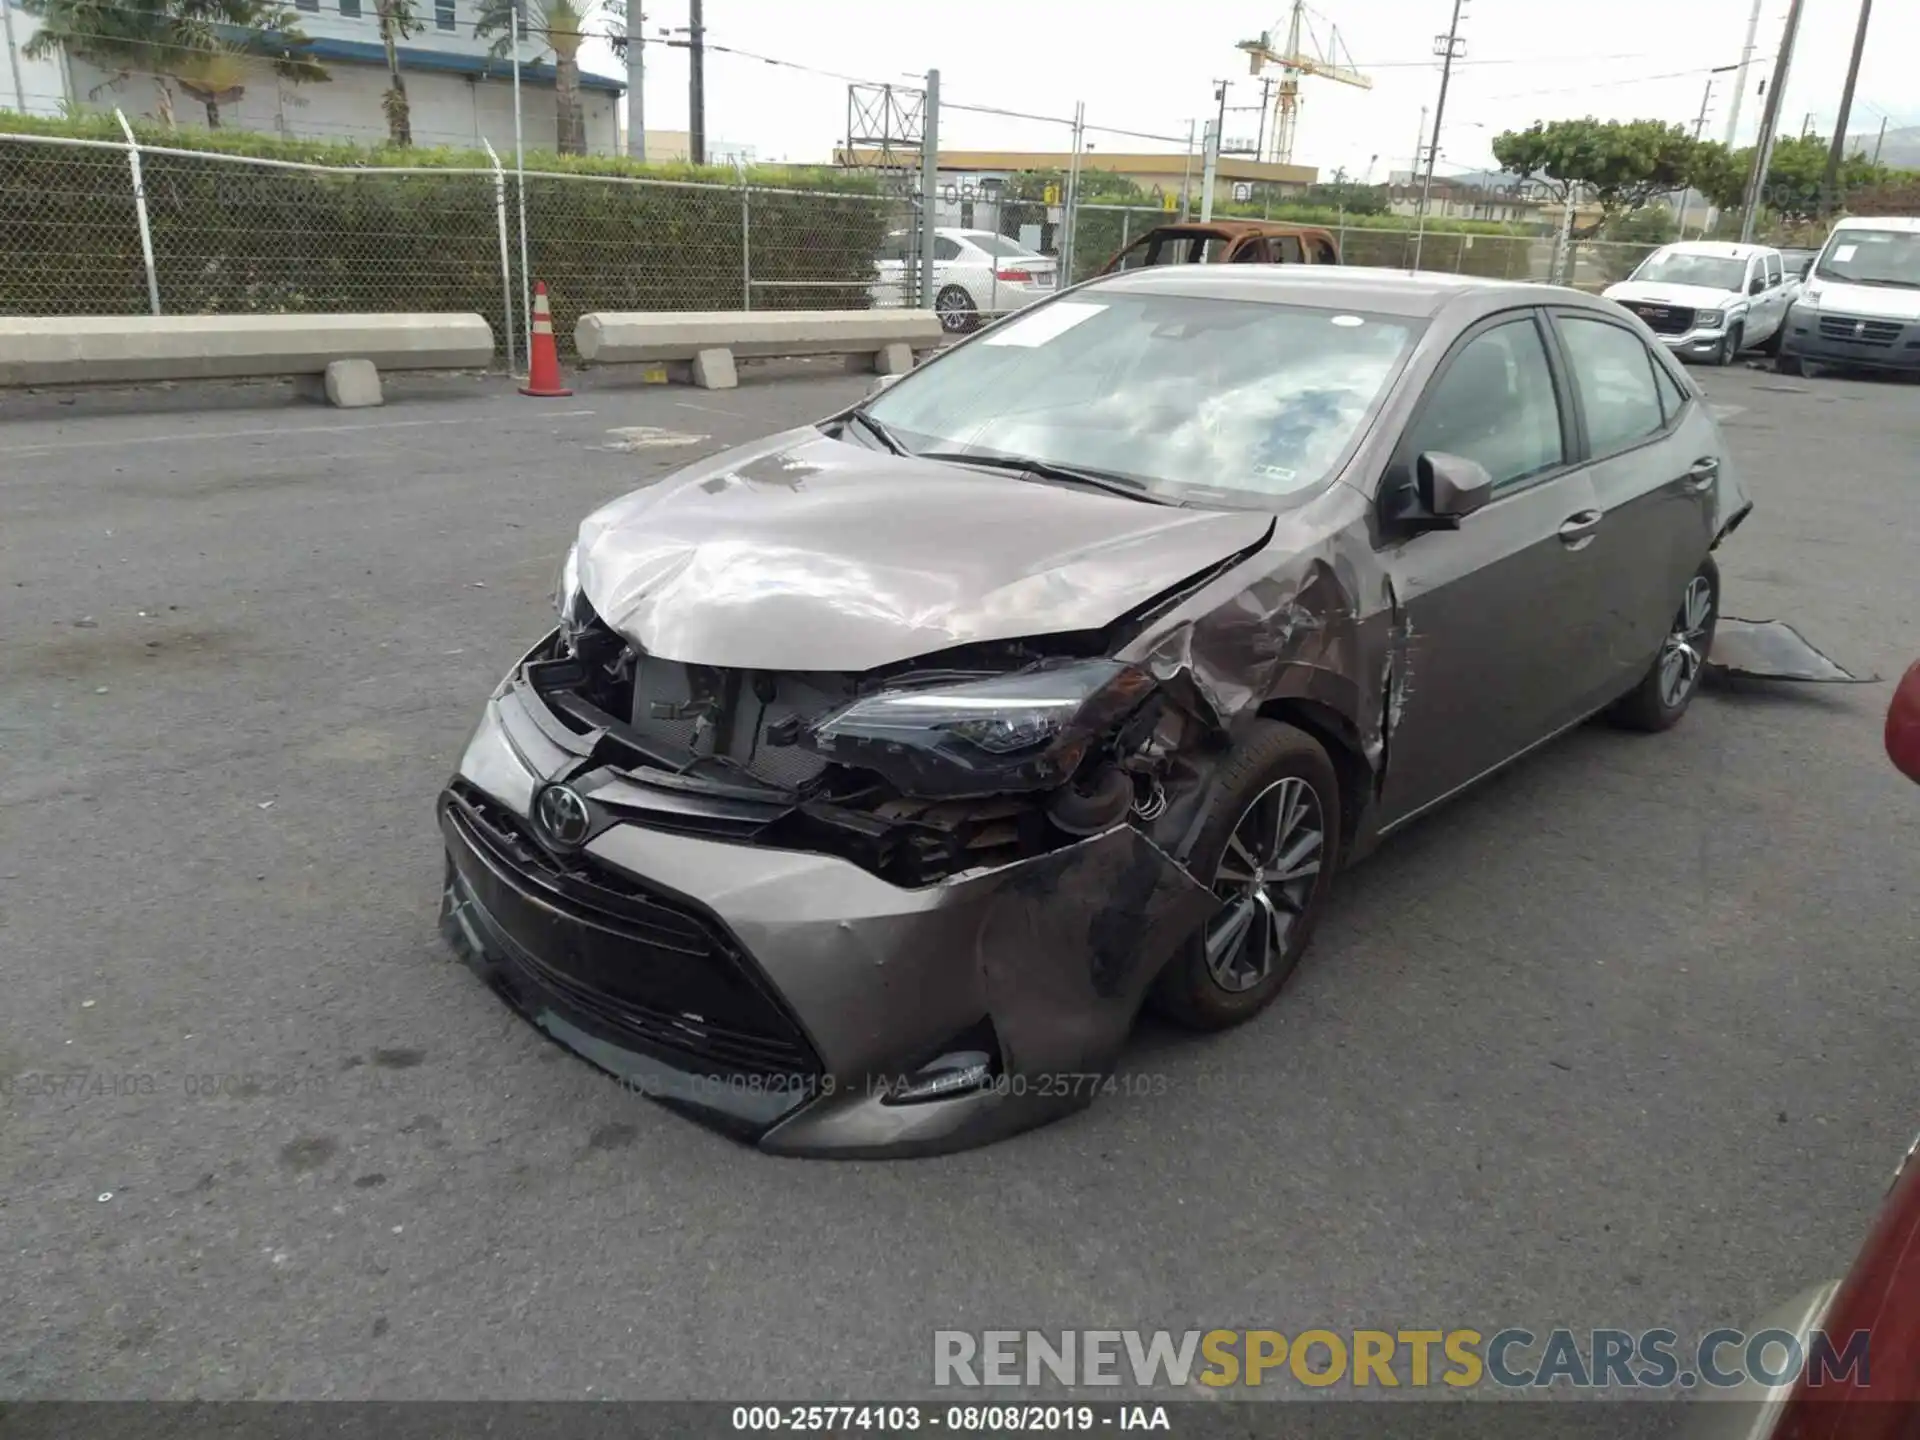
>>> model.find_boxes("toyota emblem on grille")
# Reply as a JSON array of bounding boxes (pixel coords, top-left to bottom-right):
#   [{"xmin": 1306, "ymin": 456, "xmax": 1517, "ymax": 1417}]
[{"xmin": 533, "ymin": 783, "xmax": 592, "ymax": 847}]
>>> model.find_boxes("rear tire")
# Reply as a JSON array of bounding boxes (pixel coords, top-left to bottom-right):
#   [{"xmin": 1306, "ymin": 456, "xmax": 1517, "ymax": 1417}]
[
  {"xmin": 1777, "ymin": 353, "xmax": 1805, "ymax": 376},
  {"xmin": 1608, "ymin": 557, "xmax": 1718, "ymax": 733},
  {"xmin": 1149, "ymin": 721, "xmax": 1341, "ymax": 1031}
]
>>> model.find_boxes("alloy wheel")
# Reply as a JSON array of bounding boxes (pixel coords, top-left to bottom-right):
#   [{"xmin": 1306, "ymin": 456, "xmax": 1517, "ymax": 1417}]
[
  {"xmin": 1658, "ymin": 575, "xmax": 1714, "ymax": 709},
  {"xmin": 936, "ymin": 291, "xmax": 973, "ymax": 333},
  {"xmin": 1204, "ymin": 776, "xmax": 1326, "ymax": 993}
]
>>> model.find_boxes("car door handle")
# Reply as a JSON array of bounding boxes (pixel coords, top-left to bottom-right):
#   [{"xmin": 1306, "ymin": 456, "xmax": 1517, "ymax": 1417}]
[
  {"xmin": 1682, "ymin": 457, "xmax": 1720, "ymax": 492},
  {"xmin": 1558, "ymin": 510, "xmax": 1603, "ymax": 548}
]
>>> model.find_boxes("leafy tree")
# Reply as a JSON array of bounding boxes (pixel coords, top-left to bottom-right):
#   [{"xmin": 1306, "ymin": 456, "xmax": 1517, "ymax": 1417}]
[
  {"xmin": 1491, "ymin": 117, "xmax": 1698, "ymax": 232},
  {"xmin": 1847, "ymin": 171, "xmax": 1920, "ymax": 217},
  {"xmin": 20, "ymin": 0, "xmax": 326, "ymax": 128},
  {"xmin": 1302, "ymin": 181, "xmax": 1386, "ymax": 214},
  {"xmin": 474, "ymin": 0, "xmax": 604, "ymax": 155},
  {"xmin": 372, "ymin": 0, "xmax": 418, "ymax": 146},
  {"xmin": 1690, "ymin": 133, "xmax": 1886, "ymax": 223}
]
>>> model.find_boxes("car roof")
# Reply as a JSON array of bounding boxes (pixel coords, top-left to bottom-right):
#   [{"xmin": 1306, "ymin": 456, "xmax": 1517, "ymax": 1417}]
[
  {"xmin": 1656, "ymin": 240, "xmax": 1774, "ymax": 259},
  {"xmin": 1084, "ymin": 263, "xmax": 1592, "ymax": 320},
  {"xmin": 1833, "ymin": 215, "xmax": 1920, "ymax": 233}
]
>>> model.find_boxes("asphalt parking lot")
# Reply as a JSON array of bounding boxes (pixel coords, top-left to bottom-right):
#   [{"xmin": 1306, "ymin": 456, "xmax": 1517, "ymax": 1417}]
[{"xmin": 1, "ymin": 359, "xmax": 1916, "ymax": 1402}]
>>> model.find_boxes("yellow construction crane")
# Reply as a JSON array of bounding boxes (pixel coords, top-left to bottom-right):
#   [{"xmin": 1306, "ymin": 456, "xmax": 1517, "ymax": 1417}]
[{"xmin": 1237, "ymin": 0, "xmax": 1373, "ymax": 166}]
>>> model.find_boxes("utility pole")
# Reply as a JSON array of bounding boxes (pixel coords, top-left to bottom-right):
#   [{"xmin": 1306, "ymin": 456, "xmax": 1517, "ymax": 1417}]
[
  {"xmin": 687, "ymin": 0, "xmax": 706, "ymax": 165},
  {"xmin": 1199, "ymin": 117, "xmax": 1222, "ymax": 222},
  {"xmin": 1872, "ymin": 115, "xmax": 1887, "ymax": 165},
  {"xmin": 1178, "ymin": 118, "xmax": 1196, "ymax": 218},
  {"xmin": 1413, "ymin": 0, "xmax": 1467, "ymax": 271},
  {"xmin": 1, "ymin": 0, "xmax": 25, "ymax": 114},
  {"xmin": 624, "ymin": 5, "xmax": 645, "ymax": 160},
  {"xmin": 1820, "ymin": 0, "xmax": 1873, "ymax": 218},
  {"xmin": 1739, "ymin": 0, "xmax": 1805, "ymax": 243},
  {"xmin": 1722, "ymin": 0, "xmax": 1764, "ymax": 147},
  {"xmin": 1800, "ymin": 112, "xmax": 1812, "ymax": 138},
  {"xmin": 919, "ymin": 68, "xmax": 939, "ymax": 313},
  {"xmin": 1253, "ymin": 76, "xmax": 1275, "ymax": 163},
  {"xmin": 1677, "ymin": 76, "xmax": 1715, "ymax": 239}
]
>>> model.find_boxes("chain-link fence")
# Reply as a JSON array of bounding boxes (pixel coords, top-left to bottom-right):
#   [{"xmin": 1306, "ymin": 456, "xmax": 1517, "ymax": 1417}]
[
  {"xmin": 1061, "ymin": 201, "xmax": 1664, "ymax": 291},
  {"xmin": 1, "ymin": 115, "xmax": 1676, "ymax": 368},
  {"xmin": 0, "ymin": 125, "xmax": 892, "ymax": 363}
]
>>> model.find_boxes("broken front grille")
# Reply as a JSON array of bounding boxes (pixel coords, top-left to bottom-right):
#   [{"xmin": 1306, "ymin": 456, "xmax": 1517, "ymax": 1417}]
[{"xmin": 444, "ymin": 782, "xmax": 821, "ymax": 1080}]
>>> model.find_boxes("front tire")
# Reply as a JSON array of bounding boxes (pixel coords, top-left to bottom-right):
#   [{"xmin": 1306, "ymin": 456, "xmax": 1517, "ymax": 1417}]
[
  {"xmin": 1715, "ymin": 323, "xmax": 1744, "ymax": 366},
  {"xmin": 1149, "ymin": 721, "xmax": 1341, "ymax": 1031},
  {"xmin": 1607, "ymin": 557, "xmax": 1718, "ymax": 733},
  {"xmin": 935, "ymin": 285, "xmax": 977, "ymax": 334}
]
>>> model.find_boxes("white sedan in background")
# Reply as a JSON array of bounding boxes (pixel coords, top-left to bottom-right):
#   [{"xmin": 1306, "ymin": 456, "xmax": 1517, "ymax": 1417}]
[{"xmin": 872, "ymin": 228, "xmax": 1059, "ymax": 332}]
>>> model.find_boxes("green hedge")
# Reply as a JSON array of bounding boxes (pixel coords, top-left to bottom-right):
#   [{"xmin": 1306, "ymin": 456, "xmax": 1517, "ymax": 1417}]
[{"xmin": 0, "ymin": 115, "xmax": 891, "ymax": 359}]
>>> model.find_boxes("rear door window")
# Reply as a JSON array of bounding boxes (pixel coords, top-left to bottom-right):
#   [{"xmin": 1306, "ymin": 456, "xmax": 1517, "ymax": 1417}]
[
  {"xmin": 1557, "ymin": 315, "xmax": 1666, "ymax": 454},
  {"xmin": 1274, "ymin": 235, "xmax": 1305, "ymax": 263}
]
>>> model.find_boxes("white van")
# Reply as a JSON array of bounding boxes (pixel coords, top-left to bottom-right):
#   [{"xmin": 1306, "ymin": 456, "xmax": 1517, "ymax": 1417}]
[
  {"xmin": 1603, "ymin": 241, "xmax": 1796, "ymax": 365},
  {"xmin": 1777, "ymin": 215, "xmax": 1920, "ymax": 377}
]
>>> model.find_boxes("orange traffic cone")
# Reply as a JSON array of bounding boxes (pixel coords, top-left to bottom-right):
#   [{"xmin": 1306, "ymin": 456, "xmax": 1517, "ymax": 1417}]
[{"xmin": 520, "ymin": 281, "xmax": 573, "ymax": 397}]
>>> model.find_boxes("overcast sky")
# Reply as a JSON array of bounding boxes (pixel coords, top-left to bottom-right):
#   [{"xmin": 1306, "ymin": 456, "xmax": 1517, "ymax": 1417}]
[{"xmin": 592, "ymin": 0, "xmax": 1915, "ymax": 178}]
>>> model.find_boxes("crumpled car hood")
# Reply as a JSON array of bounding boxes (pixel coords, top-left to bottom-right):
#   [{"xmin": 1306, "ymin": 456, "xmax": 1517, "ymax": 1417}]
[{"xmin": 574, "ymin": 426, "xmax": 1274, "ymax": 672}]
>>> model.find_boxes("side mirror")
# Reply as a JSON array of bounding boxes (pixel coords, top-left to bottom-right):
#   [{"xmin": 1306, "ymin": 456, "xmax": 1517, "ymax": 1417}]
[
  {"xmin": 1748, "ymin": 276, "xmax": 1766, "ymax": 295},
  {"xmin": 1416, "ymin": 451, "xmax": 1494, "ymax": 525},
  {"xmin": 1799, "ymin": 259, "xmax": 1813, "ymax": 278}
]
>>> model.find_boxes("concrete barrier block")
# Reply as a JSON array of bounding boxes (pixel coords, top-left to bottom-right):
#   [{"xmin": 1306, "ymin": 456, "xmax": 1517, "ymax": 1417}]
[
  {"xmin": 690, "ymin": 348, "xmax": 738, "ymax": 390},
  {"xmin": 575, "ymin": 309, "xmax": 943, "ymax": 366},
  {"xmin": 0, "ymin": 313, "xmax": 493, "ymax": 388},
  {"xmin": 323, "ymin": 358, "xmax": 383, "ymax": 408},
  {"xmin": 873, "ymin": 342, "xmax": 915, "ymax": 376}
]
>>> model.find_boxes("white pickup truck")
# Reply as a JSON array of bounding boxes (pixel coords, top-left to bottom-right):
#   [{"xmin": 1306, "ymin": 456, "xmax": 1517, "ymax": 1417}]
[{"xmin": 1604, "ymin": 240, "xmax": 1798, "ymax": 365}]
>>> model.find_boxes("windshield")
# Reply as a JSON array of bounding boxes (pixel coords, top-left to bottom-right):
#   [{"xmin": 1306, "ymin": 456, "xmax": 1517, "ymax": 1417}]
[
  {"xmin": 1815, "ymin": 229, "xmax": 1920, "ymax": 288},
  {"xmin": 860, "ymin": 291, "xmax": 1420, "ymax": 505},
  {"xmin": 964, "ymin": 233, "xmax": 1043, "ymax": 259},
  {"xmin": 1629, "ymin": 251, "xmax": 1747, "ymax": 291}
]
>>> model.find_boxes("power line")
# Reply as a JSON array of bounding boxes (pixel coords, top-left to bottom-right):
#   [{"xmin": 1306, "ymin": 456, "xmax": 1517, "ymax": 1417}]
[{"xmin": 1470, "ymin": 57, "xmax": 1776, "ymax": 104}]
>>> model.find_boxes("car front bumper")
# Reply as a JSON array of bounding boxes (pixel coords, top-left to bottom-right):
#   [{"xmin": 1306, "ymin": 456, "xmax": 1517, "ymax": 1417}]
[
  {"xmin": 1779, "ymin": 310, "xmax": 1920, "ymax": 372},
  {"xmin": 437, "ymin": 662, "xmax": 1216, "ymax": 1158},
  {"xmin": 1655, "ymin": 326, "xmax": 1735, "ymax": 361}
]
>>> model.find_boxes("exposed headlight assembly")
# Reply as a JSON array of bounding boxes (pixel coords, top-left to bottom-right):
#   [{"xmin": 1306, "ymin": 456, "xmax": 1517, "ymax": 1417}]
[
  {"xmin": 803, "ymin": 658, "xmax": 1158, "ymax": 799},
  {"xmin": 1696, "ymin": 309, "xmax": 1726, "ymax": 329},
  {"xmin": 553, "ymin": 541, "xmax": 594, "ymax": 643}
]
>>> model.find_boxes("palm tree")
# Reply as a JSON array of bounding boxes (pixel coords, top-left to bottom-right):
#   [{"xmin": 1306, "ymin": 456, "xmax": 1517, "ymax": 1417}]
[
  {"xmin": 372, "ymin": 0, "xmax": 418, "ymax": 146},
  {"xmin": 20, "ymin": 0, "xmax": 327, "ymax": 128},
  {"xmin": 474, "ymin": 0, "xmax": 600, "ymax": 155}
]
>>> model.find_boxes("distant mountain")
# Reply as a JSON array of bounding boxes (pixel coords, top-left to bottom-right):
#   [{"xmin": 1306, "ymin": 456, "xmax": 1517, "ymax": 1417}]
[{"xmin": 1850, "ymin": 125, "xmax": 1920, "ymax": 170}]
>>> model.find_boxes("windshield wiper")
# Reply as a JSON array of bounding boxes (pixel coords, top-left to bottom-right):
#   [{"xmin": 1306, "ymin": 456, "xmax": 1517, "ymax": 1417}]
[
  {"xmin": 842, "ymin": 408, "xmax": 910, "ymax": 455},
  {"xmin": 919, "ymin": 451, "xmax": 1178, "ymax": 505}
]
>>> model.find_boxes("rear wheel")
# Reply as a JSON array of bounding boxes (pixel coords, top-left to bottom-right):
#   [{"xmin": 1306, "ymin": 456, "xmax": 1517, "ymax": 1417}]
[
  {"xmin": 935, "ymin": 285, "xmax": 977, "ymax": 334},
  {"xmin": 1608, "ymin": 557, "xmax": 1718, "ymax": 733},
  {"xmin": 1149, "ymin": 721, "xmax": 1341, "ymax": 1031}
]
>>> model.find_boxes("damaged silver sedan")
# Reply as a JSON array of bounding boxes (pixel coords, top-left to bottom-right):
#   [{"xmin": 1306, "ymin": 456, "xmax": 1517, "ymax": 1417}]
[{"xmin": 438, "ymin": 267, "xmax": 1753, "ymax": 1157}]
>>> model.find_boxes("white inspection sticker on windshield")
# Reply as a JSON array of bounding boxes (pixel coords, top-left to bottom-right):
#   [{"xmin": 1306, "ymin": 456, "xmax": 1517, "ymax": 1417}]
[
  {"xmin": 1832, "ymin": 244, "xmax": 1857, "ymax": 262},
  {"xmin": 982, "ymin": 300, "xmax": 1107, "ymax": 347},
  {"xmin": 1330, "ymin": 315, "xmax": 1365, "ymax": 327}
]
